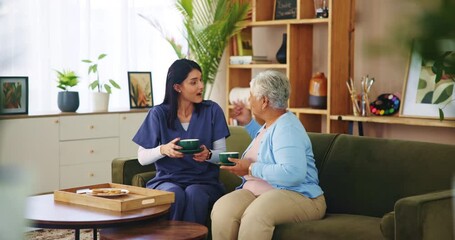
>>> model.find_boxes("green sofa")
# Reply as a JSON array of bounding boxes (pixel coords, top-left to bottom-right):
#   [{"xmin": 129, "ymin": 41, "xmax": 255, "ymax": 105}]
[{"xmin": 112, "ymin": 126, "xmax": 455, "ymax": 240}]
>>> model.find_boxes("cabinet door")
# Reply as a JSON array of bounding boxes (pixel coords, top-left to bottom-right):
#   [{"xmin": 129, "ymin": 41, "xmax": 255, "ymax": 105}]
[
  {"xmin": 60, "ymin": 161, "xmax": 112, "ymax": 189},
  {"xmin": 59, "ymin": 114, "xmax": 119, "ymax": 141},
  {"xmin": 0, "ymin": 117, "xmax": 59, "ymax": 194},
  {"xmin": 119, "ymin": 112, "xmax": 147, "ymax": 157},
  {"xmin": 60, "ymin": 138, "xmax": 119, "ymax": 166}
]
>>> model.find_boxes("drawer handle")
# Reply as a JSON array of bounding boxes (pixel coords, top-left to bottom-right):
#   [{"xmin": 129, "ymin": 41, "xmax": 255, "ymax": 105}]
[
  {"xmin": 54, "ymin": 120, "xmax": 59, "ymax": 124},
  {"xmin": 90, "ymin": 125, "xmax": 95, "ymax": 129},
  {"xmin": 90, "ymin": 150, "xmax": 95, "ymax": 154},
  {"xmin": 89, "ymin": 173, "xmax": 95, "ymax": 177},
  {"xmin": 123, "ymin": 116, "xmax": 127, "ymax": 120}
]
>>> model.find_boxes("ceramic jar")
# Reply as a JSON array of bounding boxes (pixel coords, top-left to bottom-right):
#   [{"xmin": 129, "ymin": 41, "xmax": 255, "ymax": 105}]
[
  {"xmin": 309, "ymin": 72, "xmax": 327, "ymax": 109},
  {"xmin": 276, "ymin": 33, "xmax": 287, "ymax": 64}
]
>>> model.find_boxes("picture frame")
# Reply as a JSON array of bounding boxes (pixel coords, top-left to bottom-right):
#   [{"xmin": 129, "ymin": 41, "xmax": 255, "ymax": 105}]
[
  {"xmin": 127, "ymin": 72, "xmax": 153, "ymax": 109},
  {"xmin": 274, "ymin": 0, "xmax": 297, "ymax": 20},
  {"xmin": 400, "ymin": 46, "xmax": 455, "ymax": 119},
  {"xmin": 0, "ymin": 76, "xmax": 29, "ymax": 115}
]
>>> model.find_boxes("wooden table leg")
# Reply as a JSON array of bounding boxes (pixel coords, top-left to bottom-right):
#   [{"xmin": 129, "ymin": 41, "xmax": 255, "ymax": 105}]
[{"xmin": 75, "ymin": 228, "xmax": 80, "ymax": 240}]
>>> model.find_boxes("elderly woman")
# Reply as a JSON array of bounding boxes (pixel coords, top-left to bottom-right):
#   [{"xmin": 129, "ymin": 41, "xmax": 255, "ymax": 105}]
[{"xmin": 211, "ymin": 70, "xmax": 326, "ymax": 240}]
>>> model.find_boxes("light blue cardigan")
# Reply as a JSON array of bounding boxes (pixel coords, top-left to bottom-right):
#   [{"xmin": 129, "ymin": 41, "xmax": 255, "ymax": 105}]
[{"xmin": 242, "ymin": 112, "xmax": 323, "ymax": 198}]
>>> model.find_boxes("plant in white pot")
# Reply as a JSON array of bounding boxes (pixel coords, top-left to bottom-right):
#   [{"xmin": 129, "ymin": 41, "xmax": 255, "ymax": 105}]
[
  {"xmin": 56, "ymin": 69, "xmax": 80, "ymax": 112},
  {"xmin": 82, "ymin": 53, "xmax": 121, "ymax": 112}
]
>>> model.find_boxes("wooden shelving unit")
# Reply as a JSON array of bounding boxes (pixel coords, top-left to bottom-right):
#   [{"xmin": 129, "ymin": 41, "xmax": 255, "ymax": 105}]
[
  {"xmin": 226, "ymin": 0, "xmax": 355, "ymax": 133},
  {"xmin": 331, "ymin": 115, "xmax": 455, "ymax": 128}
]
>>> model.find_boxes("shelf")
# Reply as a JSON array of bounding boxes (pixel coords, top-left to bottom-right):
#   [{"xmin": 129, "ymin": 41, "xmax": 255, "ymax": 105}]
[
  {"xmin": 249, "ymin": 18, "xmax": 329, "ymax": 27},
  {"xmin": 226, "ymin": 0, "xmax": 354, "ymax": 133},
  {"xmin": 289, "ymin": 108, "xmax": 328, "ymax": 115},
  {"xmin": 229, "ymin": 64, "xmax": 287, "ymax": 69},
  {"xmin": 330, "ymin": 115, "xmax": 455, "ymax": 128}
]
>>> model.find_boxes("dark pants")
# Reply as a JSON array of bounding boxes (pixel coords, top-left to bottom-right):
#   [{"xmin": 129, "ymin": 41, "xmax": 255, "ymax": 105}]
[{"xmin": 154, "ymin": 182, "xmax": 224, "ymax": 225}]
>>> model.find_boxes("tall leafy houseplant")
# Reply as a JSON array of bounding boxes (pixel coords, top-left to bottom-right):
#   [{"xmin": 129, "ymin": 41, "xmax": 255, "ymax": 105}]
[
  {"xmin": 55, "ymin": 69, "xmax": 80, "ymax": 112},
  {"xmin": 141, "ymin": 0, "xmax": 250, "ymax": 98},
  {"xmin": 82, "ymin": 53, "xmax": 121, "ymax": 94},
  {"xmin": 82, "ymin": 53, "xmax": 121, "ymax": 112}
]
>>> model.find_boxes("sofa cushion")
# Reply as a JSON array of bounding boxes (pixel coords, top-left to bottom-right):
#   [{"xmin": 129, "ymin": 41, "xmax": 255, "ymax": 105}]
[
  {"xmin": 380, "ymin": 211, "xmax": 395, "ymax": 240},
  {"xmin": 319, "ymin": 134, "xmax": 455, "ymax": 217},
  {"xmin": 272, "ymin": 214, "xmax": 383, "ymax": 240}
]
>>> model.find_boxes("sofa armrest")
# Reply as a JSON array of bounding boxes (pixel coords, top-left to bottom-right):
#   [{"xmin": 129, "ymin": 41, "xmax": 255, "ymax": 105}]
[
  {"xmin": 132, "ymin": 171, "xmax": 156, "ymax": 188},
  {"xmin": 394, "ymin": 189, "xmax": 453, "ymax": 240},
  {"xmin": 111, "ymin": 157, "xmax": 156, "ymax": 186}
]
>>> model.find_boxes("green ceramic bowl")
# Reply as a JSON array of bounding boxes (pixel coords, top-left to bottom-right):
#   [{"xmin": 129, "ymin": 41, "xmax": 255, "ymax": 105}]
[
  {"xmin": 177, "ymin": 139, "xmax": 200, "ymax": 150},
  {"xmin": 219, "ymin": 152, "xmax": 239, "ymax": 166}
]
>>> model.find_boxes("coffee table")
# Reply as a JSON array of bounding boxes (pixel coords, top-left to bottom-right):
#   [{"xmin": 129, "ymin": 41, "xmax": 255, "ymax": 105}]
[{"xmin": 26, "ymin": 194, "xmax": 171, "ymax": 240}]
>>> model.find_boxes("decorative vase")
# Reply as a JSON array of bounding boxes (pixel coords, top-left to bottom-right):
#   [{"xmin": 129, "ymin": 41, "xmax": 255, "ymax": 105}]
[
  {"xmin": 309, "ymin": 72, "xmax": 327, "ymax": 109},
  {"xmin": 57, "ymin": 91, "xmax": 79, "ymax": 112},
  {"xmin": 91, "ymin": 92, "xmax": 110, "ymax": 112},
  {"xmin": 276, "ymin": 33, "xmax": 287, "ymax": 64}
]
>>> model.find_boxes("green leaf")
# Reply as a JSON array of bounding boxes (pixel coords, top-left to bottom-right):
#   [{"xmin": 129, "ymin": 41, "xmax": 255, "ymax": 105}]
[
  {"xmin": 433, "ymin": 84, "xmax": 454, "ymax": 104},
  {"xmin": 418, "ymin": 78, "xmax": 428, "ymax": 89},
  {"xmin": 98, "ymin": 53, "xmax": 107, "ymax": 60},
  {"xmin": 104, "ymin": 84, "xmax": 112, "ymax": 94},
  {"xmin": 421, "ymin": 91, "xmax": 433, "ymax": 103},
  {"xmin": 81, "ymin": 59, "xmax": 92, "ymax": 63},
  {"xmin": 439, "ymin": 108, "xmax": 445, "ymax": 121},
  {"xmin": 109, "ymin": 79, "xmax": 121, "ymax": 89},
  {"xmin": 89, "ymin": 80, "xmax": 99, "ymax": 90}
]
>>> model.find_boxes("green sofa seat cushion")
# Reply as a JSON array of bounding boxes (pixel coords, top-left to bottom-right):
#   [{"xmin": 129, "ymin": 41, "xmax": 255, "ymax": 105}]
[{"xmin": 273, "ymin": 214, "xmax": 383, "ymax": 240}]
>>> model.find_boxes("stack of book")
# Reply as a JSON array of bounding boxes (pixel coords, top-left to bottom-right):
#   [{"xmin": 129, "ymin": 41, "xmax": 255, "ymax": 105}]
[{"xmin": 229, "ymin": 55, "xmax": 271, "ymax": 64}]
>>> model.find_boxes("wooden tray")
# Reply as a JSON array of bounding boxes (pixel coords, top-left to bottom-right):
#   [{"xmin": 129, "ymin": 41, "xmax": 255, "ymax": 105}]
[{"xmin": 54, "ymin": 183, "xmax": 174, "ymax": 212}]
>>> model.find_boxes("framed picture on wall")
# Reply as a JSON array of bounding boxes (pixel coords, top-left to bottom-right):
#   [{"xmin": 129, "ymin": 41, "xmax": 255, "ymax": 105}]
[
  {"xmin": 400, "ymin": 45, "xmax": 455, "ymax": 119},
  {"xmin": 127, "ymin": 72, "xmax": 153, "ymax": 109},
  {"xmin": 0, "ymin": 76, "xmax": 29, "ymax": 115}
]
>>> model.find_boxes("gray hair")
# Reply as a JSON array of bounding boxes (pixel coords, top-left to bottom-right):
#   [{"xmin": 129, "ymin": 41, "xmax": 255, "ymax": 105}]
[{"xmin": 250, "ymin": 70, "xmax": 290, "ymax": 109}]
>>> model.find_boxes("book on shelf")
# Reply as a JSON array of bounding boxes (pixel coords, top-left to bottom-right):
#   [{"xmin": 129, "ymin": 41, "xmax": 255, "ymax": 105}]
[
  {"xmin": 236, "ymin": 29, "xmax": 253, "ymax": 56},
  {"xmin": 230, "ymin": 55, "xmax": 272, "ymax": 64}
]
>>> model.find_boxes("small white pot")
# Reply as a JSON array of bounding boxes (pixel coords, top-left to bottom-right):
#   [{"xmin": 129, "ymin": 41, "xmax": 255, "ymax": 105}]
[{"xmin": 91, "ymin": 92, "xmax": 110, "ymax": 112}]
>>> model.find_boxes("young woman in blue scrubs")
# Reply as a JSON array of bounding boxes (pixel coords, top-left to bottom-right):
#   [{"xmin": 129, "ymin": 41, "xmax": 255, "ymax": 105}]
[{"xmin": 133, "ymin": 59, "xmax": 230, "ymax": 225}]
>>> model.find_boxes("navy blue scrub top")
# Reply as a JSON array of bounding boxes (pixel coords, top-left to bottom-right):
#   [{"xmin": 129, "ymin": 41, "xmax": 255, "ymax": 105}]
[{"xmin": 133, "ymin": 100, "xmax": 230, "ymax": 188}]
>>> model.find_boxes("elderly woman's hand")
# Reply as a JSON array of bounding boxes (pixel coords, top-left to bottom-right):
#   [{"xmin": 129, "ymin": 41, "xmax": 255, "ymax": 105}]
[
  {"xmin": 231, "ymin": 101, "xmax": 252, "ymax": 126},
  {"xmin": 220, "ymin": 158, "xmax": 252, "ymax": 176}
]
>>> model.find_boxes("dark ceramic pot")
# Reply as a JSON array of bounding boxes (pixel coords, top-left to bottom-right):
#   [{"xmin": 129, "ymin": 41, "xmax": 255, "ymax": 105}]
[{"xmin": 58, "ymin": 91, "xmax": 79, "ymax": 112}]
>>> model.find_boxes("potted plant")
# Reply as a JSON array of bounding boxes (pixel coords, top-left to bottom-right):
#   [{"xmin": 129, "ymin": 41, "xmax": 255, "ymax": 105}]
[
  {"xmin": 82, "ymin": 53, "xmax": 121, "ymax": 112},
  {"xmin": 140, "ymin": 0, "xmax": 250, "ymax": 98},
  {"xmin": 56, "ymin": 69, "xmax": 80, "ymax": 112}
]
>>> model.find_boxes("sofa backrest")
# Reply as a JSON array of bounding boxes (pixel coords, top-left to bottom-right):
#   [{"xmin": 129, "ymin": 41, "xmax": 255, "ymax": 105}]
[
  {"xmin": 307, "ymin": 132, "xmax": 339, "ymax": 172},
  {"xmin": 227, "ymin": 126, "xmax": 252, "ymax": 156},
  {"xmin": 221, "ymin": 126, "xmax": 252, "ymax": 192},
  {"xmin": 319, "ymin": 134, "xmax": 455, "ymax": 218}
]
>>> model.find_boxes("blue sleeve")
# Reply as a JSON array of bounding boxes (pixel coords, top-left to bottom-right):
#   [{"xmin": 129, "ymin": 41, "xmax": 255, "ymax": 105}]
[
  {"xmin": 211, "ymin": 103, "xmax": 230, "ymax": 141},
  {"xmin": 132, "ymin": 108, "xmax": 161, "ymax": 148},
  {"xmin": 244, "ymin": 119, "xmax": 262, "ymax": 138}
]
